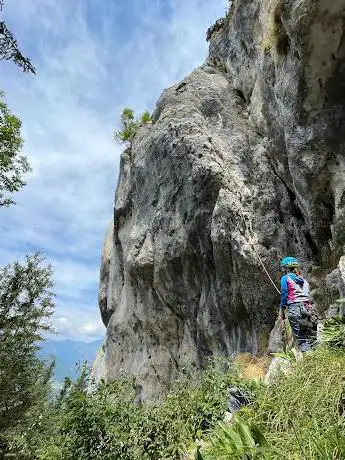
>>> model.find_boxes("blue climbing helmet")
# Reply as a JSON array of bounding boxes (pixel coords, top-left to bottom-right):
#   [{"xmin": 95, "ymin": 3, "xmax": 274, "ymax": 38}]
[{"xmin": 280, "ymin": 256, "xmax": 299, "ymax": 269}]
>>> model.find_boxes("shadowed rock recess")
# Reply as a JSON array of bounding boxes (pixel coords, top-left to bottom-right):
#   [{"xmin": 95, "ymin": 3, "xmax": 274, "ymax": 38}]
[{"xmin": 98, "ymin": 0, "xmax": 345, "ymax": 399}]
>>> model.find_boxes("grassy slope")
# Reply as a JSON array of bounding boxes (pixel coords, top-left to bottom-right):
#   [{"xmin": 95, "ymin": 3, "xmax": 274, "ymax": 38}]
[{"xmin": 203, "ymin": 347, "xmax": 345, "ymax": 459}]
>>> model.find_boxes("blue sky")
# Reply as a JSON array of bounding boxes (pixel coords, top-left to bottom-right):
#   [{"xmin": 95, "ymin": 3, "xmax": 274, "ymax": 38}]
[{"xmin": 0, "ymin": 0, "xmax": 227, "ymax": 342}]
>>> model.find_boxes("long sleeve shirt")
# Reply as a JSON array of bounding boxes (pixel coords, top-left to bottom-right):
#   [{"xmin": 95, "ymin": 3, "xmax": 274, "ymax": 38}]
[{"xmin": 280, "ymin": 273, "xmax": 310, "ymax": 309}]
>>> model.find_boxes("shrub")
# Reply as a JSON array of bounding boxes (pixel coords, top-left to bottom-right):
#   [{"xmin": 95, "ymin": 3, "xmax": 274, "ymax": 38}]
[
  {"xmin": 37, "ymin": 358, "xmax": 257, "ymax": 460},
  {"xmin": 114, "ymin": 108, "xmax": 152, "ymax": 146},
  {"xmin": 140, "ymin": 110, "xmax": 152, "ymax": 124}
]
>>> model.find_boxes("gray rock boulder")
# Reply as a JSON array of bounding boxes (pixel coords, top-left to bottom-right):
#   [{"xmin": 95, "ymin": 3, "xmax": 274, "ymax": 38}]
[{"xmin": 268, "ymin": 318, "xmax": 285, "ymax": 354}]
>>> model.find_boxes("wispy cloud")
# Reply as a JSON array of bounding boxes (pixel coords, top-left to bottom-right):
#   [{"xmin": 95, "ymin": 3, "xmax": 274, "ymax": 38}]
[{"xmin": 1, "ymin": 0, "xmax": 227, "ymax": 341}]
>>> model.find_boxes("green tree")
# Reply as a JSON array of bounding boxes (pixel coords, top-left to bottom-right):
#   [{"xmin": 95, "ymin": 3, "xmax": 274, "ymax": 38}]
[
  {"xmin": 0, "ymin": 92, "xmax": 31, "ymax": 206},
  {"xmin": 0, "ymin": 0, "xmax": 36, "ymax": 74},
  {"xmin": 0, "ymin": 253, "xmax": 55, "ymax": 457},
  {"xmin": 114, "ymin": 108, "xmax": 152, "ymax": 146},
  {"xmin": 0, "ymin": 1, "xmax": 35, "ymax": 206}
]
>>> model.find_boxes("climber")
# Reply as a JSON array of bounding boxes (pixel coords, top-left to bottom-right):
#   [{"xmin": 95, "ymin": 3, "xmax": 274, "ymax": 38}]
[{"xmin": 279, "ymin": 257, "xmax": 312, "ymax": 352}]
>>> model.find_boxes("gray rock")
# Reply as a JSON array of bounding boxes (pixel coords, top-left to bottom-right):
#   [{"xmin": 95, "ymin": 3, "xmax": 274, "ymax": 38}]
[
  {"xmin": 99, "ymin": 0, "xmax": 345, "ymax": 399},
  {"xmin": 227, "ymin": 386, "xmax": 250, "ymax": 413},
  {"xmin": 324, "ymin": 256, "xmax": 345, "ymax": 317},
  {"xmin": 265, "ymin": 357, "xmax": 293, "ymax": 386},
  {"xmin": 268, "ymin": 318, "xmax": 285, "ymax": 354}
]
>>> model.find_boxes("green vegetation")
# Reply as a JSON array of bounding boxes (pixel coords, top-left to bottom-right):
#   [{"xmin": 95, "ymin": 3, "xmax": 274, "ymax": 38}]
[
  {"xmin": 0, "ymin": 253, "xmax": 55, "ymax": 458},
  {"xmin": 201, "ymin": 415, "xmax": 270, "ymax": 459},
  {"xmin": 0, "ymin": 5, "xmax": 56, "ymax": 459},
  {"xmin": 0, "ymin": 315, "xmax": 344, "ymax": 460},
  {"xmin": 201, "ymin": 347, "xmax": 345, "ymax": 460},
  {"xmin": 223, "ymin": 1, "xmax": 235, "ymax": 25},
  {"xmin": 0, "ymin": 92, "xmax": 31, "ymax": 206},
  {"xmin": 320, "ymin": 316, "xmax": 345, "ymax": 348},
  {"xmin": 0, "ymin": 2, "xmax": 34, "ymax": 206},
  {"xmin": 261, "ymin": 13, "xmax": 280, "ymax": 53},
  {"xmin": 36, "ymin": 359, "xmax": 258, "ymax": 460},
  {"xmin": 0, "ymin": 0, "xmax": 36, "ymax": 73},
  {"xmin": 114, "ymin": 108, "xmax": 152, "ymax": 146}
]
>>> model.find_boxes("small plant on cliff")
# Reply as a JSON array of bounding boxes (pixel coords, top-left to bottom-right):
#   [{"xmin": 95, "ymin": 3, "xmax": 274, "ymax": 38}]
[
  {"xmin": 206, "ymin": 1, "xmax": 233, "ymax": 42},
  {"xmin": 140, "ymin": 110, "xmax": 152, "ymax": 125},
  {"xmin": 114, "ymin": 107, "xmax": 152, "ymax": 146},
  {"xmin": 206, "ymin": 17, "xmax": 225, "ymax": 42}
]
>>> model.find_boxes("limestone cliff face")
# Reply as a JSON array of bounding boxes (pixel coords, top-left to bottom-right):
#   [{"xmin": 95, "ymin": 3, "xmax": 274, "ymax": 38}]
[{"xmin": 99, "ymin": 0, "xmax": 345, "ymax": 400}]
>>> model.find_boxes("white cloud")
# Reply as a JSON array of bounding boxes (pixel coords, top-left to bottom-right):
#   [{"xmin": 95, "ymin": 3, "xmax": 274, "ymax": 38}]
[
  {"xmin": 1, "ymin": 0, "xmax": 227, "ymax": 341},
  {"xmin": 52, "ymin": 308, "xmax": 105, "ymax": 342}
]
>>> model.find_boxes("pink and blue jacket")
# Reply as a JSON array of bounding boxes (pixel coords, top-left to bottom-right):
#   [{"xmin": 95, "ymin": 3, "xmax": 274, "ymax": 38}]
[{"xmin": 280, "ymin": 273, "xmax": 310, "ymax": 309}]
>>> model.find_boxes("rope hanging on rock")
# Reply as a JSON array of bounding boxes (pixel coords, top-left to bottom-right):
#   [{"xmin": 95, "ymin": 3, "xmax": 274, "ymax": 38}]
[{"xmin": 241, "ymin": 214, "xmax": 281, "ymax": 295}]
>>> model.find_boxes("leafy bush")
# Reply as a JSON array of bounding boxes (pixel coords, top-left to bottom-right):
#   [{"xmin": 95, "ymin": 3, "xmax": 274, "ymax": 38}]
[
  {"xmin": 140, "ymin": 110, "xmax": 152, "ymax": 125},
  {"xmin": 37, "ymin": 358, "xmax": 256, "ymax": 460},
  {"xmin": 8, "ymin": 345, "xmax": 345, "ymax": 460},
  {"xmin": 2, "ymin": 384, "xmax": 56, "ymax": 460},
  {"xmin": 114, "ymin": 108, "xmax": 152, "ymax": 146},
  {"xmin": 201, "ymin": 415, "xmax": 271, "ymax": 460}
]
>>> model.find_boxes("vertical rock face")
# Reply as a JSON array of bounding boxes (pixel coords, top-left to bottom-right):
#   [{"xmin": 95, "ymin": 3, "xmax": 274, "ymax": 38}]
[{"xmin": 99, "ymin": 0, "xmax": 345, "ymax": 399}]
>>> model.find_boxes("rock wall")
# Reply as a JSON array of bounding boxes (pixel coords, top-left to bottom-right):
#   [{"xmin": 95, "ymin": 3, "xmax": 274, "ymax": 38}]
[{"xmin": 99, "ymin": 0, "xmax": 345, "ymax": 400}]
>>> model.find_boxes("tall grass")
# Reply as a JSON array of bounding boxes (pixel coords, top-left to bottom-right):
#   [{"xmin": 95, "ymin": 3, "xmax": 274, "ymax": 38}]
[
  {"xmin": 202, "ymin": 347, "xmax": 345, "ymax": 459},
  {"xmin": 320, "ymin": 316, "xmax": 345, "ymax": 348}
]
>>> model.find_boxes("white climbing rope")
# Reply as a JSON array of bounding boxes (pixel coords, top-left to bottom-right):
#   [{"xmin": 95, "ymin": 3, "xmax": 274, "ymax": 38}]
[
  {"xmin": 251, "ymin": 241, "xmax": 281, "ymax": 295},
  {"xmin": 241, "ymin": 214, "xmax": 281, "ymax": 295}
]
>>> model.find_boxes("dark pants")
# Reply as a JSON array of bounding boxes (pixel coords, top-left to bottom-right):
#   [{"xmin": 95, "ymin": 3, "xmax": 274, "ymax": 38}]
[{"xmin": 287, "ymin": 302, "xmax": 311, "ymax": 352}]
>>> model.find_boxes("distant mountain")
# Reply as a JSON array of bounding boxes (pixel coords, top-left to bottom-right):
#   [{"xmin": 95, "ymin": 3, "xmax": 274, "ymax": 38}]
[{"xmin": 38, "ymin": 339, "xmax": 103, "ymax": 384}]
